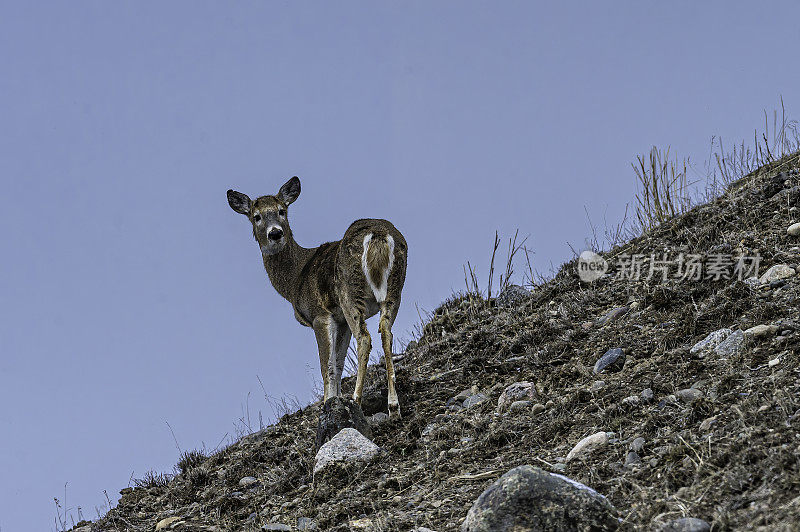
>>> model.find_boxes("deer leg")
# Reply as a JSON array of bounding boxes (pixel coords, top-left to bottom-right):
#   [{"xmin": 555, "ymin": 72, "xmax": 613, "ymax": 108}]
[
  {"xmin": 342, "ymin": 309, "xmax": 371, "ymax": 405},
  {"xmin": 312, "ymin": 316, "xmax": 335, "ymax": 402},
  {"xmin": 331, "ymin": 321, "xmax": 351, "ymax": 398},
  {"xmin": 379, "ymin": 300, "xmax": 401, "ymax": 419}
]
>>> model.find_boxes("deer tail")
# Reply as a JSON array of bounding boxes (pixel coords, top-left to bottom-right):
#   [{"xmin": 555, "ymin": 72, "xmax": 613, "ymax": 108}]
[{"xmin": 361, "ymin": 233, "xmax": 395, "ymax": 303}]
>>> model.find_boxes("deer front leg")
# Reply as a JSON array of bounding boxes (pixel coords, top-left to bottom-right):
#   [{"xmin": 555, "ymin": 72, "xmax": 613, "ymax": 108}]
[{"xmin": 312, "ymin": 316, "xmax": 336, "ymax": 401}]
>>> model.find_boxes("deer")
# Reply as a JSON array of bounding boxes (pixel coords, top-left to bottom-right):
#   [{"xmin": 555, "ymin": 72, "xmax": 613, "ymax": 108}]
[{"xmin": 227, "ymin": 177, "xmax": 408, "ymax": 419}]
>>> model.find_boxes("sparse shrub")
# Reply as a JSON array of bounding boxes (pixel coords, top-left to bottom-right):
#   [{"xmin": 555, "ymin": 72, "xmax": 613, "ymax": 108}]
[
  {"xmin": 632, "ymin": 146, "xmax": 693, "ymax": 232},
  {"xmin": 176, "ymin": 449, "xmax": 207, "ymax": 474},
  {"xmin": 133, "ymin": 470, "xmax": 171, "ymax": 489}
]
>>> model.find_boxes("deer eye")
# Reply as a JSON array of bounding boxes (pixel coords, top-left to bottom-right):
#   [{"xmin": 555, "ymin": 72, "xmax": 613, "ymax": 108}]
[
  {"xmin": 278, "ymin": 209, "xmax": 286, "ymax": 216},
  {"xmin": 253, "ymin": 214, "xmax": 262, "ymax": 222}
]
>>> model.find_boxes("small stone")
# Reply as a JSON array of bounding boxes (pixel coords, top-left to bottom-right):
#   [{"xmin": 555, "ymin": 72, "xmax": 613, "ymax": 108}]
[
  {"xmin": 699, "ymin": 416, "xmax": 717, "ymax": 431},
  {"xmin": 156, "ymin": 517, "xmax": 182, "ymax": 531},
  {"xmin": 624, "ymin": 451, "xmax": 641, "ymax": 467},
  {"xmin": 768, "ymin": 357, "xmax": 781, "ymax": 367},
  {"xmin": 262, "ymin": 524, "xmax": 292, "ymax": 532},
  {"xmin": 659, "ymin": 517, "xmax": 711, "ymax": 532},
  {"xmin": 591, "ymin": 380, "xmax": 606, "ymax": 392},
  {"xmin": 760, "ymin": 264, "xmax": 796, "ymax": 283},
  {"xmin": 641, "ymin": 388, "xmax": 654, "ymax": 402},
  {"xmin": 593, "ymin": 348, "xmax": 626, "ymax": 374},
  {"xmin": 566, "ymin": 432, "xmax": 608, "ymax": 462},
  {"xmin": 630, "ymin": 437, "xmax": 645, "ymax": 452},
  {"xmin": 496, "ymin": 284, "xmax": 530, "ymax": 307},
  {"xmin": 597, "ymin": 306, "xmax": 629, "ymax": 326},
  {"xmin": 788, "ymin": 223, "xmax": 800, "ymax": 236},
  {"xmin": 463, "ymin": 393, "xmax": 489, "ymax": 409},
  {"xmin": 239, "ymin": 476, "xmax": 258, "ymax": 488},
  {"xmin": 369, "ymin": 412, "xmax": 389, "ymax": 425},
  {"xmin": 690, "ymin": 328, "xmax": 733, "ymax": 354},
  {"xmin": 675, "ymin": 388, "xmax": 704, "ymax": 403},
  {"xmin": 715, "ymin": 329, "xmax": 744, "ymax": 357},
  {"xmin": 744, "ymin": 324, "xmax": 779, "ymax": 341},
  {"xmin": 531, "ymin": 403, "xmax": 546, "ymax": 415},
  {"xmin": 509, "ymin": 400, "xmax": 533, "ymax": 413},
  {"xmin": 621, "ymin": 395, "xmax": 640, "ymax": 406},
  {"xmin": 497, "ymin": 381, "xmax": 536, "ymax": 411},
  {"xmin": 297, "ymin": 517, "xmax": 317, "ymax": 530},
  {"xmin": 313, "ymin": 428, "xmax": 380, "ymax": 476}
]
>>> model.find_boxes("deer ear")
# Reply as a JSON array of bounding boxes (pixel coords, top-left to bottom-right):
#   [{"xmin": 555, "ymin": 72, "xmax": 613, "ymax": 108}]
[
  {"xmin": 227, "ymin": 190, "xmax": 251, "ymax": 215},
  {"xmin": 277, "ymin": 176, "xmax": 301, "ymax": 205}
]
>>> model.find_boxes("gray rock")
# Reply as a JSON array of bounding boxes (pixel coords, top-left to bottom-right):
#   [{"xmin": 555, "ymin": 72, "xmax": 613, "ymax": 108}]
[
  {"xmin": 789, "ymin": 222, "xmax": 800, "ymax": 237},
  {"xmin": 566, "ymin": 431, "xmax": 608, "ymax": 462},
  {"xmin": 497, "ymin": 381, "xmax": 536, "ymax": 411},
  {"xmin": 675, "ymin": 388, "xmax": 704, "ymax": 403},
  {"xmin": 369, "ymin": 412, "xmax": 389, "ymax": 426},
  {"xmin": 313, "ymin": 428, "xmax": 380, "ymax": 476},
  {"xmin": 760, "ymin": 264, "xmax": 796, "ymax": 283},
  {"xmin": 689, "ymin": 328, "xmax": 733, "ymax": 354},
  {"xmin": 496, "ymin": 284, "xmax": 530, "ymax": 307},
  {"xmin": 463, "ymin": 393, "xmax": 489, "ymax": 409},
  {"xmin": 297, "ymin": 517, "xmax": 317, "ymax": 530},
  {"xmin": 531, "ymin": 403, "xmax": 546, "ymax": 415},
  {"xmin": 744, "ymin": 324, "xmax": 779, "ymax": 341},
  {"xmin": 744, "ymin": 276, "xmax": 762, "ymax": 288},
  {"xmin": 630, "ymin": 437, "xmax": 645, "ymax": 452},
  {"xmin": 641, "ymin": 388, "xmax": 654, "ymax": 402},
  {"xmin": 624, "ymin": 451, "xmax": 641, "ymax": 467},
  {"xmin": 509, "ymin": 400, "xmax": 533, "ymax": 413},
  {"xmin": 462, "ymin": 465, "xmax": 617, "ymax": 531},
  {"xmin": 597, "ymin": 306, "xmax": 629, "ymax": 326},
  {"xmin": 593, "ymin": 348, "xmax": 626, "ymax": 374},
  {"xmin": 659, "ymin": 517, "xmax": 711, "ymax": 532},
  {"xmin": 238, "ymin": 476, "xmax": 258, "ymax": 488},
  {"xmin": 315, "ymin": 396, "xmax": 372, "ymax": 450},
  {"xmin": 262, "ymin": 524, "xmax": 292, "ymax": 532},
  {"xmin": 714, "ymin": 329, "xmax": 744, "ymax": 357}
]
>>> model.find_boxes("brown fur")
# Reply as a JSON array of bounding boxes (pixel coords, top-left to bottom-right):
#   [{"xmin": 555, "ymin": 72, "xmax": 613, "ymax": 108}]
[{"xmin": 227, "ymin": 178, "xmax": 408, "ymax": 418}]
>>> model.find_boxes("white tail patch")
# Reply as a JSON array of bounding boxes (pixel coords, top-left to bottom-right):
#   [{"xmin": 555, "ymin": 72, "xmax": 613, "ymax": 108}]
[{"xmin": 362, "ymin": 233, "xmax": 395, "ymax": 303}]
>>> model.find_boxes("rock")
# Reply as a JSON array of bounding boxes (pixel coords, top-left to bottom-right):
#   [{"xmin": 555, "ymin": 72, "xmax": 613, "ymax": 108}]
[
  {"xmin": 760, "ymin": 264, "xmax": 796, "ymax": 283},
  {"xmin": 239, "ymin": 476, "xmax": 258, "ymax": 488},
  {"xmin": 531, "ymin": 403, "xmax": 546, "ymax": 415},
  {"xmin": 297, "ymin": 517, "xmax": 317, "ymax": 530},
  {"xmin": 313, "ymin": 428, "xmax": 380, "ymax": 476},
  {"xmin": 630, "ymin": 437, "xmax": 645, "ymax": 452},
  {"xmin": 593, "ymin": 348, "xmax": 626, "ymax": 374},
  {"xmin": 675, "ymin": 388, "xmax": 704, "ymax": 403},
  {"xmin": 769, "ymin": 357, "xmax": 781, "ymax": 367},
  {"xmin": 566, "ymin": 431, "xmax": 608, "ymax": 462},
  {"xmin": 624, "ymin": 451, "xmax": 641, "ymax": 467},
  {"xmin": 591, "ymin": 380, "xmax": 606, "ymax": 392},
  {"xmin": 496, "ymin": 284, "xmax": 530, "ymax": 307},
  {"xmin": 641, "ymin": 388, "xmax": 654, "ymax": 402},
  {"xmin": 621, "ymin": 395, "xmax": 640, "ymax": 406},
  {"xmin": 690, "ymin": 328, "xmax": 733, "ymax": 354},
  {"xmin": 509, "ymin": 400, "xmax": 533, "ymax": 413},
  {"xmin": 462, "ymin": 465, "xmax": 617, "ymax": 531},
  {"xmin": 744, "ymin": 324, "xmax": 779, "ymax": 341},
  {"xmin": 315, "ymin": 396, "xmax": 372, "ymax": 450},
  {"xmin": 463, "ymin": 393, "xmax": 489, "ymax": 409},
  {"xmin": 714, "ymin": 329, "xmax": 744, "ymax": 357},
  {"xmin": 659, "ymin": 517, "xmax": 711, "ymax": 532},
  {"xmin": 156, "ymin": 517, "xmax": 182, "ymax": 531},
  {"xmin": 412, "ymin": 528, "xmax": 438, "ymax": 532},
  {"xmin": 744, "ymin": 276, "xmax": 761, "ymax": 288},
  {"xmin": 699, "ymin": 416, "xmax": 717, "ymax": 431},
  {"xmin": 262, "ymin": 524, "xmax": 292, "ymax": 532},
  {"xmin": 789, "ymin": 223, "xmax": 800, "ymax": 236},
  {"xmin": 597, "ymin": 306, "xmax": 629, "ymax": 326},
  {"xmin": 497, "ymin": 381, "xmax": 536, "ymax": 411},
  {"xmin": 369, "ymin": 412, "xmax": 389, "ymax": 426}
]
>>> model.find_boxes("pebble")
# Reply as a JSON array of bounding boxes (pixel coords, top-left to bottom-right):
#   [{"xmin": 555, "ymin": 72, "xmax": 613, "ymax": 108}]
[
  {"xmin": 593, "ymin": 348, "xmax": 626, "ymax": 374},
  {"xmin": 621, "ymin": 395, "xmax": 640, "ymax": 406},
  {"xmin": 508, "ymin": 400, "xmax": 533, "ymax": 413},
  {"xmin": 297, "ymin": 517, "xmax": 317, "ymax": 530},
  {"xmin": 675, "ymin": 388, "xmax": 704, "ymax": 403},
  {"xmin": 239, "ymin": 476, "xmax": 258, "ymax": 488},
  {"xmin": 497, "ymin": 381, "xmax": 536, "ymax": 411},
  {"xmin": 591, "ymin": 380, "xmax": 606, "ymax": 392},
  {"xmin": 369, "ymin": 412, "xmax": 389, "ymax": 425},
  {"xmin": 690, "ymin": 328, "xmax": 733, "ymax": 354},
  {"xmin": 630, "ymin": 437, "xmax": 645, "ymax": 452},
  {"xmin": 597, "ymin": 306, "xmax": 629, "ymax": 326},
  {"xmin": 760, "ymin": 264, "xmax": 796, "ymax": 283},
  {"xmin": 715, "ymin": 330, "xmax": 744, "ymax": 357},
  {"xmin": 463, "ymin": 393, "xmax": 489, "ymax": 409},
  {"xmin": 744, "ymin": 324, "xmax": 779, "ymax": 340},
  {"xmin": 768, "ymin": 357, "xmax": 781, "ymax": 367},
  {"xmin": 788, "ymin": 223, "xmax": 800, "ymax": 237},
  {"xmin": 699, "ymin": 416, "xmax": 717, "ymax": 431},
  {"xmin": 262, "ymin": 524, "xmax": 292, "ymax": 531},
  {"xmin": 566, "ymin": 432, "xmax": 608, "ymax": 462},
  {"xmin": 641, "ymin": 388, "xmax": 654, "ymax": 402},
  {"xmin": 659, "ymin": 517, "xmax": 711, "ymax": 532},
  {"xmin": 531, "ymin": 403, "xmax": 546, "ymax": 415},
  {"xmin": 624, "ymin": 451, "xmax": 641, "ymax": 467},
  {"xmin": 156, "ymin": 517, "xmax": 182, "ymax": 531}
]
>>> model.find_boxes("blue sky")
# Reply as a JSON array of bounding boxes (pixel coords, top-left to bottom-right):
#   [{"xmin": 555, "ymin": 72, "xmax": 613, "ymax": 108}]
[{"xmin": 1, "ymin": 2, "xmax": 799, "ymax": 530}]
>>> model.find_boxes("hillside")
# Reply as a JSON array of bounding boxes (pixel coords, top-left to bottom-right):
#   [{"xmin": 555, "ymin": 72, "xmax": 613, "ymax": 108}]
[{"xmin": 78, "ymin": 153, "xmax": 799, "ymax": 531}]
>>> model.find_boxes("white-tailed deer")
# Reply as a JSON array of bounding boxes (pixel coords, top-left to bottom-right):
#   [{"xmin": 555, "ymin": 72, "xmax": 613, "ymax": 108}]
[{"xmin": 227, "ymin": 177, "xmax": 408, "ymax": 419}]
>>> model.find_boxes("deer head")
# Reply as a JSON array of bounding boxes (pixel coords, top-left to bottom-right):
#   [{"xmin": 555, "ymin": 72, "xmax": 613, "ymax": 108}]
[{"xmin": 227, "ymin": 176, "xmax": 301, "ymax": 256}]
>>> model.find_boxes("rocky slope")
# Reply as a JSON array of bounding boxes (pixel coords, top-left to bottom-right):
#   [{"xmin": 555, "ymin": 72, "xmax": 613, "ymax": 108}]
[{"xmin": 79, "ymin": 153, "xmax": 800, "ymax": 531}]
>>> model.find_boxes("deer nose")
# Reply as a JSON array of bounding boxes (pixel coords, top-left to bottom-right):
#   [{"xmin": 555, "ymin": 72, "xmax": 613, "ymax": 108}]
[{"xmin": 268, "ymin": 227, "xmax": 284, "ymax": 241}]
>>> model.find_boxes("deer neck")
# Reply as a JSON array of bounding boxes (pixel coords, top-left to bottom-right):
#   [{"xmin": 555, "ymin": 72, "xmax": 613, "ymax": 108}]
[{"xmin": 261, "ymin": 235, "xmax": 313, "ymax": 304}]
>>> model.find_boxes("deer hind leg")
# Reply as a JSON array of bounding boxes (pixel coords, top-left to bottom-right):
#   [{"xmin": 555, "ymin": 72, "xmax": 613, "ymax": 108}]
[
  {"xmin": 312, "ymin": 316, "xmax": 335, "ymax": 401},
  {"xmin": 342, "ymin": 307, "xmax": 372, "ymax": 405},
  {"xmin": 379, "ymin": 299, "xmax": 401, "ymax": 419},
  {"xmin": 331, "ymin": 321, "xmax": 352, "ymax": 398}
]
